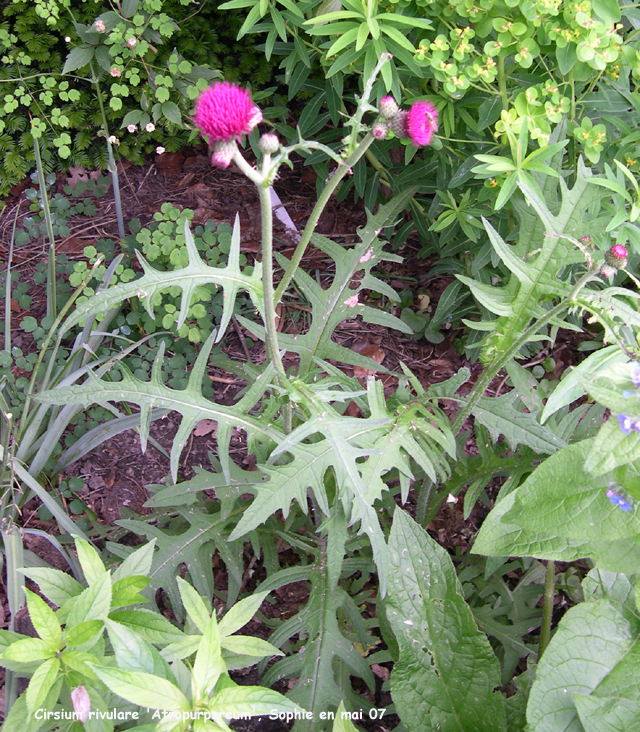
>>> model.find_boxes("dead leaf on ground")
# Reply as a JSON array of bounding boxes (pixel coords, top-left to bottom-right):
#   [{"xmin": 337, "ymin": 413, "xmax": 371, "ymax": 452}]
[
  {"xmin": 371, "ymin": 664, "xmax": 391, "ymax": 681},
  {"xmin": 155, "ymin": 152, "xmax": 184, "ymax": 175},
  {"xmin": 194, "ymin": 419, "xmax": 217, "ymax": 437},
  {"xmin": 352, "ymin": 342, "xmax": 386, "ymax": 380}
]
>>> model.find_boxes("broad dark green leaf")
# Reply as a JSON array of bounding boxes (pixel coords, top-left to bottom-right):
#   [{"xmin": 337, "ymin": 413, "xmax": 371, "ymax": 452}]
[
  {"xmin": 388, "ymin": 509, "xmax": 506, "ymax": 732},
  {"xmin": 528, "ymin": 600, "xmax": 640, "ymax": 731}
]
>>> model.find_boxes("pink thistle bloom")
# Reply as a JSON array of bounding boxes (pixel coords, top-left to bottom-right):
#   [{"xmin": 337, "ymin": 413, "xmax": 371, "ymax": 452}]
[
  {"xmin": 406, "ymin": 100, "xmax": 439, "ymax": 147},
  {"xmin": 195, "ymin": 82, "xmax": 262, "ymax": 143}
]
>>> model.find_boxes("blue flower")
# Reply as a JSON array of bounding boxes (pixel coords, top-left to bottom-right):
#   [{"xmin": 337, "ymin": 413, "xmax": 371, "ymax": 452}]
[
  {"xmin": 623, "ymin": 390, "xmax": 634, "ymax": 398},
  {"xmin": 606, "ymin": 488, "xmax": 633, "ymax": 512},
  {"xmin": 616, "ymin": 414, "xmax": 640, "ymax": 434},
  {"xmin": 631, "ymin": 361, "xmax": 640, "ymax": 386}
]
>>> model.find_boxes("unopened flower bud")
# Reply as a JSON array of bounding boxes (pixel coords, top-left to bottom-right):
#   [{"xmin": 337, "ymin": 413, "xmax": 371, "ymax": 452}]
[
  {"xmin": 579, "ymin": 235, "xmax": 592, "ymax": 246},
  {"xmin": 110, "ymin": 67, "xmax": 121, "ymax": 77},
  {"xmin": 93, "ymin": 19, "xmax": 106, "ymax": 32},
  {"xmin": 211, "ymin": 140, "xmax": 237, "ymax": 169},
  {"xmin": 126, "ymin": 37, "xmax": 137, "ymax": 48},
  {"xmin": 604, "ymin": 244, "xmax": 628, "ymax": 269},
  {"xmin": 379, "ymin": 96, "xmax": 399, "ymax": 120},
  {"xmin": 600, "ymin": 264, "xmax": 617, "ymax": 279},
  {"xmin": 389, "ymin": 110, "xmax": 408, "ymax": 138},
  {"xmin": 71, "ymin": 686, "xmax": 91, "ymax": 723},
  {"xmin": 259, "ymin": 133, "xmax": 279, "ymax": 154},
  {"xmin": 371, "ymin": 119, "xmax": 389, "ymax": 140}
]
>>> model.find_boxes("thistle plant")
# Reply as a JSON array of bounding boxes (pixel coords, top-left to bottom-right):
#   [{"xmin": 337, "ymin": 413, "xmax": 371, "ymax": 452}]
[{"xmin": 34, "ymin": 52, "xmax": 456, "ymax": 726}]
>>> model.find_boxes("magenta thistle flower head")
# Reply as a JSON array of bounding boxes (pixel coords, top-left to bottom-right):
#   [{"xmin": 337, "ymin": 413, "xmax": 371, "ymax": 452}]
[
  {"xmin": 604, "ymin": 244, "xmax": 628, "ymax": 269},
  {"xmin": 406, "ymin": 100, "xmax": 439, "ymax": 147},
  {"xmin": 195, "ymin": 82, "xmax": 262, "ymax": 143}
]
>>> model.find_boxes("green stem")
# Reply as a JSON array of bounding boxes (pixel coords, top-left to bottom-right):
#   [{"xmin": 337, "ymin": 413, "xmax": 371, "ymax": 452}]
[
  {"xmin": 539, "ymin": 559, "xmax": 556, "ymax": 658},
  {"xmin": 257, "ymin": 184, "xmax": 286, "ymax": 385},
  {"xmin": 4, "ymin": 207, "xmax": 20, "ymax": 353},
  {"xmin": 92, "ymin": 64, "xmax": 125, "ymax": 240},
  {"xmin": 568, "ymin": 69, "xmax": 576, "ymax": 122},
  {"xmin": 233, "ymin": 148, "xmax": 292, "ymax": 433},
  {"xmin": 274, "ymin": 133, "xmax": 375, "ymax": 305},
  {"xmin": 497, "ymin": 56, "xmax": 509, "ymax": 112},
  {"xmin": 364, "ymin": 147, "xmax": 392, "ymax": 190},
  {"xmin": 32, "ymin": 133, "xmax": 57, "ymax": 319}
]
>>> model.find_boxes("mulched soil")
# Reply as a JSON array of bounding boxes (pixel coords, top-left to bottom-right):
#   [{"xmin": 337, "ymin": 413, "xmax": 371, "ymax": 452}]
[{"xmin": 0, "ymin": 143, "xmax": 580, "ymax": 728}]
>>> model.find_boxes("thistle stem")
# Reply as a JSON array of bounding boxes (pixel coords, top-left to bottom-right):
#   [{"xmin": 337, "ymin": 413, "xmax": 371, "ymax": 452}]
[
  {"xmin": 234, "ymin": 148, "xmax": 291, "ymax": 433},
  {"xmin": 91, "ymin": 64, "xmax": 125, "ymax": 240},
  {"xmin": 274, "ymin": 133, "xmax": 375, "ymax": 305},
  {"xmin": 32, "ymin": 133, "xmax": 57, "ymax": 319}
]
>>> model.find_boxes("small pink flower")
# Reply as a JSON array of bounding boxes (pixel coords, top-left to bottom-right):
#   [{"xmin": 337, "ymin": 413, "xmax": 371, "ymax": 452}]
[
  {"xmin": 110, "ymin": 67, "xmax": 121, "ymax": 77},
  {"xmin": 194, "ymin": 82, "xmax": 262, "ymax": 143},
  {"xmin": 406, "ymin": 100, "xmax": 439, "ymax": 147}
]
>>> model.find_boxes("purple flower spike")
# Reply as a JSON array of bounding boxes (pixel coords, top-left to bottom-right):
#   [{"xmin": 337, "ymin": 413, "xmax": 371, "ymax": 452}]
[
  {"xmin": 631, "ymin": 361, "xmax": 640, "ymax": 386},
  {"xmin": 617, "ymin": 414, "xmax": 636, "ymax": 434},
  {"xmin": 607, "ymin": 490, "xmax": 633, "ymax": 511}
]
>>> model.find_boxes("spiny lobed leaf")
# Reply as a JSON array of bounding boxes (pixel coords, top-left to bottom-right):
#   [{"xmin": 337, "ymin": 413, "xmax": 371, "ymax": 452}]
[
  {"xmin": 115, "ymin": 506, "xmax": 244, "ymax": 624},
  {"xmin": 60, "ymin": 216, "xmax": 263, "ymax": 342},
  {"xmin": 459, "ymin": 156, "xmax": 604, "ymax": 364},
  {"xmin": 258, "ymin": 550, "xmax": 375, "ymax": 730},
  {"xmin": 231, "ymin": 376, "xmax": 455, "ymax": 597},
  {"xmin": 239, "ymin": 190, "xmax": 415, "ymax": 375},
  {"xmin": 35, "ymin": 332, "xmax": 281, "ymax": 482}
]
